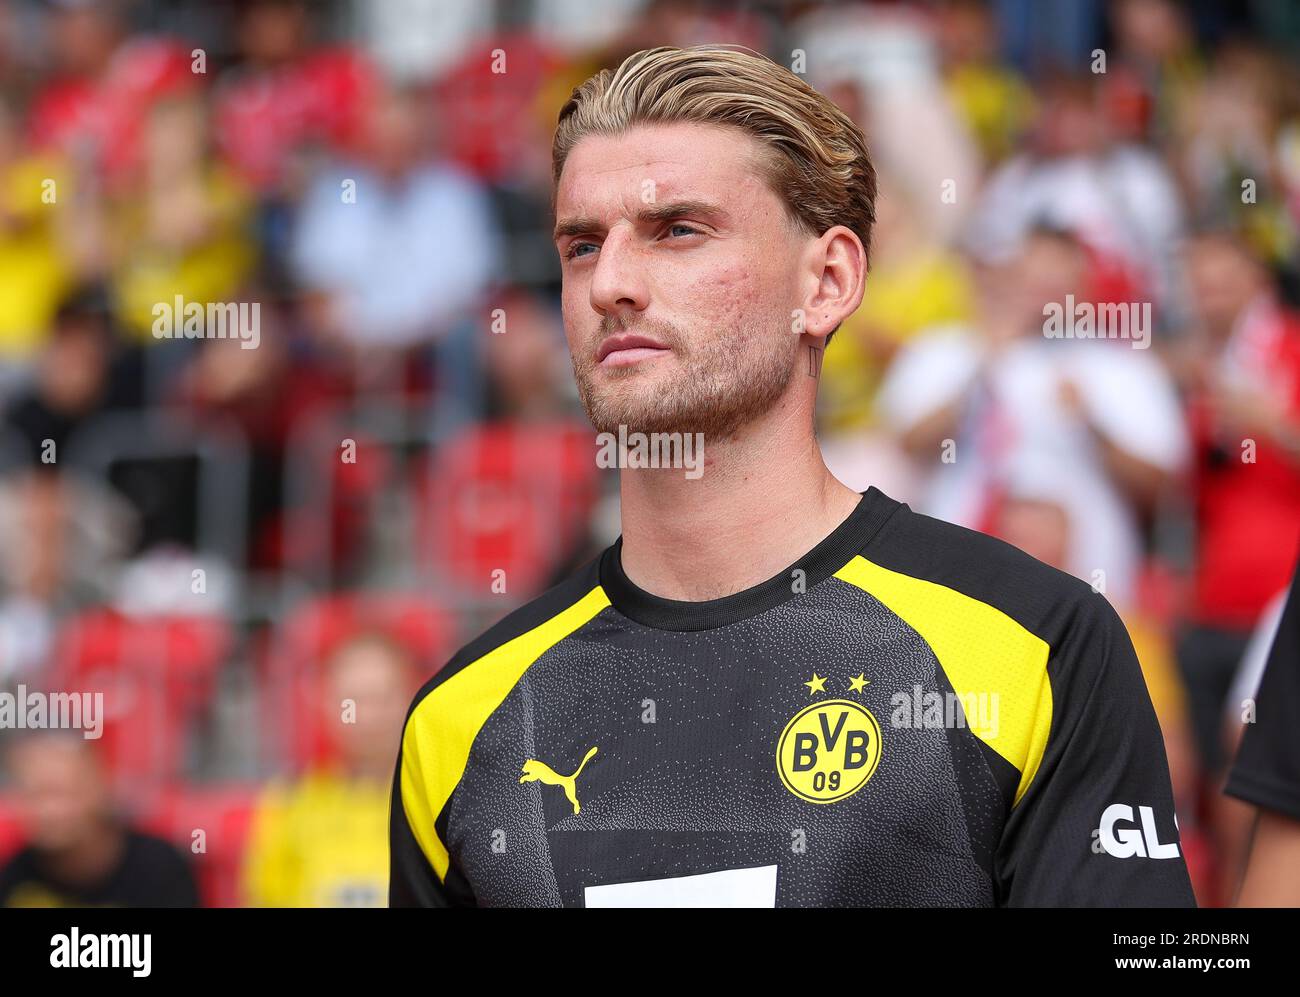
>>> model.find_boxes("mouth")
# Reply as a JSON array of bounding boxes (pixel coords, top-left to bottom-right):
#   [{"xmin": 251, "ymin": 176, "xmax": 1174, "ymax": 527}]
[{"xmin": 595, "ymin": 333, "xmax": 672, "ymax": 368}]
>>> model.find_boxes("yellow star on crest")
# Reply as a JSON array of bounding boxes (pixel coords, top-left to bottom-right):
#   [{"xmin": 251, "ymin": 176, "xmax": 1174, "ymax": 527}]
[
  {"xmin": 848, "ymin": 673, "xmax": 870, "ymax": 693},
  {"xmin": 804, "ymin": 672, "xmax": 827, "ymax": 695}
]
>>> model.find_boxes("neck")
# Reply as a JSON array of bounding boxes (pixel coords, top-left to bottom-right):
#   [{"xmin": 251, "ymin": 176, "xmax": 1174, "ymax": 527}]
[
  {"xmin": 617, "ymin": 394, "xmax": 860, "ymax": 601},
  {"xmin": 346, "ymin": 756, "xmax": 395, "ymax": 784}
]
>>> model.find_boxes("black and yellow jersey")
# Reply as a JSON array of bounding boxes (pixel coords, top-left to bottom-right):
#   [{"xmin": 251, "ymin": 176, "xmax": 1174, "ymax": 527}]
[{"xmin": 390, "ymin": 487, "xmax": 1196, "ymax": 907}]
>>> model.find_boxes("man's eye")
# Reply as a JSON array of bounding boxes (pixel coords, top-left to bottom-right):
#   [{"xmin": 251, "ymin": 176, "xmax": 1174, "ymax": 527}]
[
  {"xmin": 566, "ymin": 241, "xmax": 597, "ymax": 260},
  {"xmin": 666, "ymin": 223, "xmax": 700, "ymax": 238}
]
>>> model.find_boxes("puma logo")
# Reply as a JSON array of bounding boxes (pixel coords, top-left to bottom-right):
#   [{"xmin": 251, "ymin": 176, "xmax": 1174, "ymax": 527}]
[{"xmin": 519, "ymin": 746, "xmax": 599, "ymax": 814}]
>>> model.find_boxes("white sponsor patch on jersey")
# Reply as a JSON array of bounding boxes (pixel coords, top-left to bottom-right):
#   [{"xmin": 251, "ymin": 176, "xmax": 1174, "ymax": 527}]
[{"xmin": 585, "ymin": 864, "xmax": 779, "ymax": 907}]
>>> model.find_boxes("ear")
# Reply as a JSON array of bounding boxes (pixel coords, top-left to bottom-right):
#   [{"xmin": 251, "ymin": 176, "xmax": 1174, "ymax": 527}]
[{"xmin": 798, "ymin": 225, "xmax": 867, "ymax": 340}]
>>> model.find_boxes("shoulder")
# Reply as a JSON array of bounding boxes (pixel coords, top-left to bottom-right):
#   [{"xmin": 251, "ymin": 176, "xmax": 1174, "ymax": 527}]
[
  {"xmin": 404, "ymin": 553, "xmax": 607, "ymax": 724},
  {"xmin": 849, "ymin": 497, "xmax": 1134, "ymax": 804},
  {"xmin": 877, "ymin": 326, "xmax": 980, "ymax": 421},
  {"xmin": 858, "ymin": 497, "xmax": 1111, "ymax": 647},
  {"xmin": 124, "ymin": 828, "xmax": 193, "ymax": 873},
  {"xmin": 416, "ymin": 163, "xmax": 490, "ymax": 205},
  {"xmin": 0, "ymin": 846, "xmax": 36, "ymax": 881},
  {"xmin": 0, "ymin": 847, "xmax": 39, "ymax": 906}
]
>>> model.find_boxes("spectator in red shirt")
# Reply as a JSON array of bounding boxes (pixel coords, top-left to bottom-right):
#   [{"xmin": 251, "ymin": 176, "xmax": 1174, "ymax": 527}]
[
  {"xmin": 1176, "ymin": 230, "xmax": 1300, "ymax": 777},
  {"xmin": 213, "ymin": 0, "xmax": 379, "ymax": 196},
  {"xmin": 26, "ymin": 2, "xmax": 196, "ymax": 193}
]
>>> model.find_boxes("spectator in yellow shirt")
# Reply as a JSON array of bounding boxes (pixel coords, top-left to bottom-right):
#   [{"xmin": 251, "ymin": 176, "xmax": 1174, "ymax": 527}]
[
  {"xmin": 0, "ymin": 98, "xmax": 71, "ymax": 362},
  {"xmin": 819, "ymin": 176, "xmax": 975, "ymax": 433},
  {"xmin": 242, "ymin": 630, "xmax": 419, "ymax": 907},
  {"xmin": 110, "ymin": 95, "xmax": 254, "ymax": 340},
  {"xmin": 936, "ymin": 0, "xmax": 1035, "ymax": 166}
]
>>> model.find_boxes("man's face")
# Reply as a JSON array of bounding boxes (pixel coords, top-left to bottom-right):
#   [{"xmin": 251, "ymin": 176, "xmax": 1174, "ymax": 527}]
[
  {"xmin": 323, "ymin": 638, "xmax": 414, "ymax": 770},
  {"xmin": 9, "ymin": 738, "xmax": 108, "ymax": 852},
  {"xmin": 554, "ymin": 123, "xmax": 808, "ymax": 438},
  {"xmin": 1187, "ymin": 240, "xmax": 1262, "ymax": 335},
  {"xmin": 1012, "ymin": 234, "xmax": 1088, "ymax": 321}
]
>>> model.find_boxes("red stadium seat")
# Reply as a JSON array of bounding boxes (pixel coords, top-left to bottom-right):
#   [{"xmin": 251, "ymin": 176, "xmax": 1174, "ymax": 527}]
[
  {"xmin": 415, "ymin": 421, "xmax": 599, "ymax": 601},
  {"xmin": 433, "ymin": 33, "xmax": 562, "ymax": 183},
  {"xmin": 1178, "ymin": 824, "xmax": 1218, "ymax": 908},
  {"xmin": 276, "ymin": 426, "xmax": 396, "ymax": 579},
  {"xmin": 47, "ymin": 611, "xmax": 232, "ymax": 790}
]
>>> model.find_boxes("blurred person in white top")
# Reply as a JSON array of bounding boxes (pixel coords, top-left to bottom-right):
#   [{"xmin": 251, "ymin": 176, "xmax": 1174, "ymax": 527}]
[
  {"xmin": 965, "ymin": 72, "xmax": 1185, "ymax": 316},
  {"xmin": 291, "ymin": 81, "xmax": 500, "ymax": 353},
  {"xmin": 877, "ymin": 227, "xmax": 1188, "ymax": 608}
]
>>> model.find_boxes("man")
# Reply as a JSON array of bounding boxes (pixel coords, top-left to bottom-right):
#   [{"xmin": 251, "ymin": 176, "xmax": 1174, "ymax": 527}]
[
  {"xmin": 1175, "ymin": 232, "xmax": 1300, "ymax": 779},
  {"xmin": 877, "ymin": 226, "xmax": 1187, "ymax": 610},
  {"xmin": 1226, "ymin": 558, "xmax": 1300, "ymax": 906},
  {"xmin": 244, "ymin": 630, "xmax": 418, "ymax": 907},
  {"xmin": 0, "ymin": 731, "xmax": 198, "ymax": 907},
  {"xmin": 390, "ymin": 45, "xmax": 1194, "ymax": 907}
]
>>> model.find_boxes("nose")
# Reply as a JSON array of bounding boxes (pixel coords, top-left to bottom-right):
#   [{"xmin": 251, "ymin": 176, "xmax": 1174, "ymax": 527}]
[{"xmin": 588, "ymin": 227, "xmax": 649, "ymax": 319}]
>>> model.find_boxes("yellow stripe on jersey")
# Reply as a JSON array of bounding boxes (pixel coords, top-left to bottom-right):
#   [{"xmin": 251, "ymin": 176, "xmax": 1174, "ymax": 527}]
[
  {"xmin": 400, "ymin": 585, "xmax": 612, "ymax": 882},
  {"xmin": 834, "ymin": 555, "xmax": 1052, "ymax": 806}
]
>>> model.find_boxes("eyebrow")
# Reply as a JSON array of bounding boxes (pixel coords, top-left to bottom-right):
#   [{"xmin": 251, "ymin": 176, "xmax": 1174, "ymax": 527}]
[{"xmin": 553, "ymin": 199, "xmax": 729, "ymax": 242}]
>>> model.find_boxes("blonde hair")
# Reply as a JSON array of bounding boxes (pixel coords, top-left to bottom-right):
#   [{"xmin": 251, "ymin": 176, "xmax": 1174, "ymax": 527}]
[{"xmin": 553, "ymin": 45, "xmax": 877, "ymax": 265}]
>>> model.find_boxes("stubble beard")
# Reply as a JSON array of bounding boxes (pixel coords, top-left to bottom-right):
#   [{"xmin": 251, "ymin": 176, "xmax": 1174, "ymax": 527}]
[{"xmin": 572, "ymin": 313, "xmax": 799, "ymax": 440}]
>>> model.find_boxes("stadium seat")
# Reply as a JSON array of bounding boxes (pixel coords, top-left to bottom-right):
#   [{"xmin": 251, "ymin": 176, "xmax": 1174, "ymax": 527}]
[
  {"xmin": 276, "ymin": 426, "xmax": 396, "ymax": 580},
  {"xmin": 415, "ymin": 421, "xmax": 599, "ymax": 601},
  {"xmin": 433, "ymin": 33, "xmax": 561, "ymax": 183},
  {"xmin": 47, "ymin": 610, "xmax": 232, "ymax": 790}
]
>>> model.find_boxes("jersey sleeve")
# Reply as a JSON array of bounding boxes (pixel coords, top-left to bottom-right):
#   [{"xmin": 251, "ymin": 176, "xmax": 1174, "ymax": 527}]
[
  {"xmin": 1225, "ymin": 563, "xmax": 1300, "ymax": 820},
  {"xmin": 995, "ymin": 590, "xmax": 1196, "ymax": 907},
  {"xmin": 388, "ymin": 714, "xmax": 476, "ymax": 908}
]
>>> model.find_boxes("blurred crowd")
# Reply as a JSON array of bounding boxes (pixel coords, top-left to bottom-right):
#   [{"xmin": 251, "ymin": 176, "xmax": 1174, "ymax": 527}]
[{"xmin": 0, "ymin": 0, "xmax": 1297, "ymax": 908}]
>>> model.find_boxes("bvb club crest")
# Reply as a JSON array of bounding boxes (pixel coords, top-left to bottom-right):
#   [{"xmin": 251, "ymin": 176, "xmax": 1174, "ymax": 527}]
[{"xmin": 777, "ymin": 674, "xmax": 882, "ymax": 803}]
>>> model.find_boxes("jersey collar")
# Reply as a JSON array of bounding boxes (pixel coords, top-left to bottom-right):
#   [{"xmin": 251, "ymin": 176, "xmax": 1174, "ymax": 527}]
[{"xmin": 598, "ymin": 486, "xmax": 901, "ymax": 632}]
